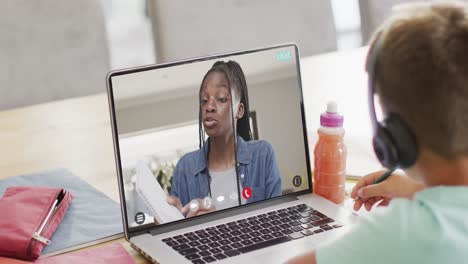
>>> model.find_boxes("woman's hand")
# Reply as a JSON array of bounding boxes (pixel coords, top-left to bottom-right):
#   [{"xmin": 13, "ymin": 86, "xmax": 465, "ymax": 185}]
[
  {"xmin": 166, "ymin": 195, "xmax": 183, "ymax": 211},
  {"xmin": 181, "ymin": 198, "xmax": 216, "ymax": 218},
  {"xmin": 350, "ymin": 170, "xmax": 425, "ymax": 211},
  {"xmin": 166, "ymin": 196, "xmax": 216, "ymax": 218},
  {"xmin": 156, "ymin": 195, "xmax": 183, "ymax": 224}
]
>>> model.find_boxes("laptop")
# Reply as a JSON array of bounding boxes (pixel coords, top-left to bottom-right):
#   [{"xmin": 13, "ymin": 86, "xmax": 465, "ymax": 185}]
[{"xmin": 106, "ymin": 43, "xmax": 357, "ymax": 263}]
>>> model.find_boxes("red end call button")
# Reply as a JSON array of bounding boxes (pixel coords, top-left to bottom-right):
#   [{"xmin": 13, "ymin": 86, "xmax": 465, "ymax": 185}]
[{"xmin": 242, "ymin": 187, "xmax": 252, "ymax": 200}]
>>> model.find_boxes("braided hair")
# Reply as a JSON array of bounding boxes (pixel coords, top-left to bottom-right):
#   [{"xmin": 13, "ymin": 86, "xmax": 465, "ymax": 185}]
[
  {"xmin": 198, "ymin": 60, "xmax": 251, "ymax": 201},
  {"xmin": 198, "ymin": 60, "xmax": 252, "ymax": 149}
]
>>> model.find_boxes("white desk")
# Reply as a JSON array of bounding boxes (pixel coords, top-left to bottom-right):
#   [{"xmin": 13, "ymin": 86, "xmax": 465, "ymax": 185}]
[{"xmin": 0, "ymin": 46, "xmax": 380, "ymax": 263}]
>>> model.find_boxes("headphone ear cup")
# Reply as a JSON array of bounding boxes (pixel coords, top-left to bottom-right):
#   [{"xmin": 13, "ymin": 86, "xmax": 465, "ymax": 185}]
[
  {"xmin": 373, "ymin": 124, "xmax": 399, "ymax": 168},
  {"xmin": 384, "ymin": 114, "xmax": 418, "ymax": 168}
]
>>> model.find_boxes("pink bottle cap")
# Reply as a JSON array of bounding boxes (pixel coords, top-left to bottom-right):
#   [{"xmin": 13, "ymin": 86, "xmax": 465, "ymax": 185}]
[{"xmin": 320, "ymin": 101, "xmax": 344, "ymax": 127}]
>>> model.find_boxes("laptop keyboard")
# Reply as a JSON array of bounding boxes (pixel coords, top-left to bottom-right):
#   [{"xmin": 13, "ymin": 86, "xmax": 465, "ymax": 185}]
[{"xmin": 161, "ymin": 204, "xmax": 342, "ymax": 263}]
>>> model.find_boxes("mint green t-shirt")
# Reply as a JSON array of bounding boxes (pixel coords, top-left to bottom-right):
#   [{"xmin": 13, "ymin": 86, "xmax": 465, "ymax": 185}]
[{"xmin": 317, "ymin": 186, "xmax": 468, "ymax": 264}]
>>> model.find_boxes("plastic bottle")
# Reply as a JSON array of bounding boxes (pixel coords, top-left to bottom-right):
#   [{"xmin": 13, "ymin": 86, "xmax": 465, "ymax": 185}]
[{"xmin": 313, "ymin": 101, "xmax": 347, "ymax": 204}]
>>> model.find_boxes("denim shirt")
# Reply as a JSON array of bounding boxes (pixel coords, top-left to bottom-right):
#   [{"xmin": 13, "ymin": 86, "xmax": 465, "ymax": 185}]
[{"xmin": 170, "ymin": 136, "xmax": 282, "ymax": 207}]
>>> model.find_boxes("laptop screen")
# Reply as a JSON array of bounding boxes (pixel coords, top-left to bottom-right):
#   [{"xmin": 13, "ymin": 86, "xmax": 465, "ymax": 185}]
[{"xmin": 108, "ymin": 44, "xmax": 311, "ymax": 231}]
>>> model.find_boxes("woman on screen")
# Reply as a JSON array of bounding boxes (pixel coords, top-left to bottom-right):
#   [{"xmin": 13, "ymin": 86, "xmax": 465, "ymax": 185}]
[{"xmin": 167, "ymin": 60, "xmax": 282, "ymax": 218}]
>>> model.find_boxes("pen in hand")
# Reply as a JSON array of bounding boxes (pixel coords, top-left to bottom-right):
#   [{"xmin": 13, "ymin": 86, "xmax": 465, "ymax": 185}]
[{"xmin": 354, "ymin": 168, "xmax": 396, "ymax": 201}]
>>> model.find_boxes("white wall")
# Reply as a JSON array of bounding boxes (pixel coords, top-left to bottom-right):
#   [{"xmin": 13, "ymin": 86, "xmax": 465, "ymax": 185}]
[
  {"xmin": 116, "ymin": 92, "xmax": 199, "ymax": 134},
  {"xmin": 249, "ymin": 77, "xmax": 309, "ymax": 192}
]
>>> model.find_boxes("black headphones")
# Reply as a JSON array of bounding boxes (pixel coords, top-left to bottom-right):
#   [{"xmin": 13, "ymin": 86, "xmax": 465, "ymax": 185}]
[{"xmin": 367, "ymin": 31, "xmax": 418, "ymax": 169}]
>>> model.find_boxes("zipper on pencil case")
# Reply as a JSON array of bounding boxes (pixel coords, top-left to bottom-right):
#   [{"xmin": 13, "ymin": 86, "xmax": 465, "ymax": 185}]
[{"xmin": 32, "ymin": 190, "xmax": 67, "ymax": 244}]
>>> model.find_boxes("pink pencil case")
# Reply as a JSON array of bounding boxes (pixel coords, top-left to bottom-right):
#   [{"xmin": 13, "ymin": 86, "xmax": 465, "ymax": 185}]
[{"xmin": 0, "ymin": 186, "xmax": 73, "ymax": 261}]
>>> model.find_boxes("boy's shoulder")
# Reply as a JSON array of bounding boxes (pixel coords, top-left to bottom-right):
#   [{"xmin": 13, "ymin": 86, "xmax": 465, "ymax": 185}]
[
  {"xmin": 367, "ymin": 186, "xmax": 468, "ymax": 236},
  {"xmin": 317, "ymin": 186, "xmax": 468, "ymax": 264}
]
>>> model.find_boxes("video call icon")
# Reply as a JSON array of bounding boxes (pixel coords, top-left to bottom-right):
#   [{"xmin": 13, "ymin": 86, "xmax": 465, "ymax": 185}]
[
  {"xmin": 293, "ymin": 175, "xmax": 302, "ymax": 187},
  {"xmin": 135, "ymin": 212, "xmax": 145, "ymax": 225}
]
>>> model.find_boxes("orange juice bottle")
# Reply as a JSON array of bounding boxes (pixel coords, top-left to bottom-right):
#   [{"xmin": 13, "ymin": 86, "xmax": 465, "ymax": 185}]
[{"xmin": 313, "ymin": 101, "xmax": 347, "ymax": 204}]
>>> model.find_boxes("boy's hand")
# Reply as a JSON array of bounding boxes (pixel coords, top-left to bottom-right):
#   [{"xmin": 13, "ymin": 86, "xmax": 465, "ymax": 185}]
[
  {"xmin": 286, "ymin": 250, "xmax": 317, "ymax": 264},
  {"xmin": 350, "ymin": 170, "xmax": 425, "ymax": 211}
]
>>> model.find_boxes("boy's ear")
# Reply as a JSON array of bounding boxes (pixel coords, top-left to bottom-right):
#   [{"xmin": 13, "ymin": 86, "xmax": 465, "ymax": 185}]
[{"xmin": 237, "ymin": 102, "xmax": 245, "ymax": 119}]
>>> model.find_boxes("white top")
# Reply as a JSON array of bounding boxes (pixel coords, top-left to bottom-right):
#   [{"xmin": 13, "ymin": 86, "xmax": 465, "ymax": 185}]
[{"xmin": 209, "ymin": 167, "xmax": 246, "ymax": 211}]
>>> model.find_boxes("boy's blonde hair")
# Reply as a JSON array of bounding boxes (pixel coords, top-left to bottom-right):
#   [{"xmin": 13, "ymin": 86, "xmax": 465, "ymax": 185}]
[{"xmin": 369, "ymin": 2, "xmax": 468, "ymax": 159}]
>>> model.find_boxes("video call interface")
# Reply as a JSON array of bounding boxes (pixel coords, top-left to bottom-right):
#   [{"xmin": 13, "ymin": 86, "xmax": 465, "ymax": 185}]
[{"xmin": 110, "ymin": 45, "xmax": 310, "ymax": 229}]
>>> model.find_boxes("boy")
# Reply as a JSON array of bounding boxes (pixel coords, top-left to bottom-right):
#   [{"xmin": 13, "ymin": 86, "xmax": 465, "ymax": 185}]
[{"xmin": 288, "ymin": 2, "xmax": 468, "ymax": 263}]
